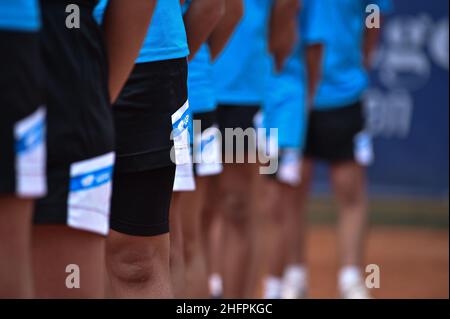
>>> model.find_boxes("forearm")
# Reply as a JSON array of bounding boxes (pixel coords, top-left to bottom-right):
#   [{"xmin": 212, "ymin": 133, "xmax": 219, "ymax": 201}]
[
  {"xmin": 269, "ymin": 0, "xmax": 300, "ymax": 71},
  {"xmin": 208, "ymin": 0, "xmax": 244, "ymax": 60},
  {"xmin": 185, "ymin": 0, "xmax": 225, "ymax": 60},
  {"xmin": 103, "ymin": 0, "xmax": 156, "ymax": 102},
  {"xmin": 363, "ymin": 26, "xmax": 381, "ymax": 70},
  {"xmin": 305, "ymin": 43, "xmax": 323, "ymax": 106}
]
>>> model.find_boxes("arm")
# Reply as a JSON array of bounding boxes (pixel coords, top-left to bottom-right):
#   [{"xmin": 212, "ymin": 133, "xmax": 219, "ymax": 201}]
[
  {"xmin": 102, "ymin": 0, "xmax": 157, "ymax": 102},
  {"xmin": 269, "ymin": 0, "xmax": 300, "ymax": 72},
  {"xmin": 184, "ymin": 0, "xmax": 225, "ymax": 60},
  {"xmin": 305, "ymin": 43, "xmax": 323, "ymax": 107},
  {"xmin": 363, "ymin": 25, "xmax": 381, "ymax": 70},
  {"xmin": 208, "ymin": 0, "xmax": 244, "ymax": 60}
]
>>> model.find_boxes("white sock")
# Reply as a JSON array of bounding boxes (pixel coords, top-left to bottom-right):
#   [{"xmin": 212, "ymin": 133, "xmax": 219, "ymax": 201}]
[
  {"xmin": 281, "ymin": 264, "xmax": 308, "ymax": 298},
  {"xmin": 209, "ymin": 273, "xmax": 223, "ymax": 297},
  {"xmin": 339, "ymin": 266, "xmax": 363, "ymax": 292},
  {"xmin": 263, "ymin": 276, "xmax": 282, "ymax": 299}
]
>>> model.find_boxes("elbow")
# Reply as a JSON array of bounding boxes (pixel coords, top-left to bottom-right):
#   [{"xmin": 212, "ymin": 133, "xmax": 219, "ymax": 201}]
[
  {"xmin": 229, "ymin": 0, "xmax": 244, "ymax": 25},
  {"xmin": 205, "ymin": 0, "xmax": 226, "ymax": 26}
]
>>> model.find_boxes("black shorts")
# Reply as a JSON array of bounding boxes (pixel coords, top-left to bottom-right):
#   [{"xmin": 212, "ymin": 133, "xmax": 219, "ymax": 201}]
[
  {"xmin": 192, "ymin": 110, "xmax": 223, "ymax": 176},
  {"xmin": 217, "ymin": 104, "xmax": 260, "ymax": 162},
  {"xmin": 110, "ymin": 167, "xmax": 175, "ymax": 237},
  {"xmin": 0, "ymin": 31, "xmax": 46, "ymax": 198},
  {"xmin": 110, "ymin": 58, "xmax": 188, "ymax": 236},
  {"xmin": 113, "ymin": 58, "xmax": 188, "ymax": 172},
  {"xmin": 34, "ymin": 0, "xmax": 115, "ymax": 236},
  {"xmin": 304, "ymin": 101, "xmax": 372, "ymax": 164},
  {"xmin": 194, "ymin": 110, "xmax": 217, "ymax": 135}
]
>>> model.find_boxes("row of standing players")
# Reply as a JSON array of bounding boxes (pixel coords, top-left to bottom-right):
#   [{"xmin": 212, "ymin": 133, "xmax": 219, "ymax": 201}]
[
  {"xmin": 208, "ymin": 0, "xmax": 393, "ymax": 299},
  {"xmin": 0, "ymin": 0, "xmax": 392, "ymax": 298}
]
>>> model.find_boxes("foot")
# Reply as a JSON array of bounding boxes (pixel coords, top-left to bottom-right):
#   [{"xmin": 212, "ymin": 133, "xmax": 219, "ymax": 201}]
[
  {"xmin": 281, "ymin": 282, "xmax": 307, "ymax": 299},
  {"xmin": 340, "ymin": 281, "xmax": 373, "ymax": 299}
]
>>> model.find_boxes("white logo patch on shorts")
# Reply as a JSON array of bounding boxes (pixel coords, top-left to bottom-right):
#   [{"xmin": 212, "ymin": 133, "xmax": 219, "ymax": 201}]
[
  {"xmin": 277, "ymin": 149, "xmax": 302, "ymax": 187},
  {"xmin": 67, "ymin": 152, "xmax": 115, "ymax": 235},
  {"xmin": 171, "ymin": 100, "xmax": 191, "ymax": 166},
  {"xmin": 14, "ymin": 107, "xmax": 47, "ymax": 197},
  {"xmin": 171, "ymin": 101, "xmax": 195, "ymax": 192},
  {"xmin": 194, "ymin": 126, "xmax": 223, "ymax": 177},
  {"xmin": 354, "ymin": 131, "xmax": 374, "ymax": 166}
]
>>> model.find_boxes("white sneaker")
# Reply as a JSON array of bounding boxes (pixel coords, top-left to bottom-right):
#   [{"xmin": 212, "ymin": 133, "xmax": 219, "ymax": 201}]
[
  {"xmin": 281, "ymin": 282, "xmax": 307, "ymax": 299},
  {"xmin": 340, "ymin": 281, "xmax": 373, "ymax": 299},
  {"xmin": 281, "ymin": 265, "xmax": 308, "ymax": 299}
]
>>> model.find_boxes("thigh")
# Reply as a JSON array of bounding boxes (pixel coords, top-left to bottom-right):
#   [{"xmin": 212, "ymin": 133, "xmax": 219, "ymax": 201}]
[
  {"xmin": 330, "ymin": 161, "xmax": 367, "ymax": 206},
  {"xmin": 0, "ymin": 31, "xmax": 45, "ymax": 197},
  {"xmin": 32, "ymin": 225, "xmax": 106, "ymax": 298}
]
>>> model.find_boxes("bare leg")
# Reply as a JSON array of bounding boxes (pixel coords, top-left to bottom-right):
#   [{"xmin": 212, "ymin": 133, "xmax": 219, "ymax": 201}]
[
  {"xmin": 330, "ymin": 161, "xmax": 370, "ymax": 298},
  {"xmin": 202, "ymin": 176, "xmax": 224, "ymax": 297},
  {"xmin": 286, "ymin": 158, "xmax": 314, "ymax": 266},
  {"xmin": 280, "ymin": 159, "xmax": 314, "ymax": 299},
  {"xmin": 180, "ymin": 177, "xmax": 209, "ymax": 298},
  {"xmin": 266, "ymin": 180, "xmax": 295, "ymax": 278},
  {"xmin": 220, "ymin": 163, "xmax": 256, "ymax": 298},
  {"xmin": 106, "ymin": 230, "xmax": 172, "ymax": 298},
  {"xmin": 330, "ymin": 161, "xmax": 368, "ymax": 267},
  {"xmin": 258, "ymin": 177, "xmax": 287, "ymax": 299},
  {"xmin": 0, "ymin": 196, "xmax": 33, "ymax": 298},
  {"xmin": 169, "ymin": 192, "xmax": 186, "ymax": 298},
  {"xmin": 33, "ymin": 225, "xmax": 105, "ymax": 298}
]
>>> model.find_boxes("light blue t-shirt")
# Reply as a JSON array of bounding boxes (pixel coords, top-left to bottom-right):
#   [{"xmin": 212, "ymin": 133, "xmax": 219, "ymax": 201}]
[
  {"xmin": 264, "ymin": 0, "xmax": 330, "ymax": 150},
  {"xmin": 0, "ymin": 0, "xmax": 40, "ymax": 32},
  {"xmin": 188, "ymin": 44, "xmax": 216, "ymax": 114},
  {"xmin": 315, "ymin": 0, "xmax": 393, "ymax": 109},
  {"xmin": 212, "ymin": 0, "xmax": 273, "ymax": 106},
  {"xmin": 95, "ymin": 0, "xmax": 189, "ymax": 63},
  {"xmin": 182, "ymin": 0, "xmax": 216, "ymax": 114}
]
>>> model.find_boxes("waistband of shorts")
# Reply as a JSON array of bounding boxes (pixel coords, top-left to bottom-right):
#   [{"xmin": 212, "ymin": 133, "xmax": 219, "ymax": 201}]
[
  {"xmin": 312, "ymin": 100, "xmax": 362, "ymax": 115},
  {"xmin": 41, "ymin": 0, "xmax": 97, "ymax": 9},
  {"xmin": 135, "ymin": 57, "xmax": 188, "ymax": 70}
]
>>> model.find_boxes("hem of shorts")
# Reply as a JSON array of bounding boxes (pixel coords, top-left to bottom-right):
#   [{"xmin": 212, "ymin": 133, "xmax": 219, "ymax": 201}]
[
  {"xmin": 115, "ymin": 148, "xmax": 176, "ymax": 173},
  {"xmin": 191, "ymin": 105, "xmax": 217, "ymax": 115},
  {"xmin": 136, "ymin": 50, "xmax": 189, "ymax": 64},
  {"xmin": 34, "ymin": 218, "xmax": 108, "ymax": 237},
  {"xmin": 304, "ymin": 153, "xmax": 356, "ymax": 164},
  {"xmin": 216, "ymin": 96, "xmax": 263, "ymax": 106},
  {"xmin": 33, "ymin": 200, "xmax": 67, "ymax": 224},
  {"xmin": 110, "ymin": 218, "xmax": 169, "ymax": 237},
  {"xmin": 0, "ymin": 178, "xmax": 17, "ymax": 195},
  {"xmin": 0, "ymin": 184, "xmax": 14, "ymax": 196},
  {"xmin": 314, "ymin": 94, "xmax": 363, "ymax": 110}
]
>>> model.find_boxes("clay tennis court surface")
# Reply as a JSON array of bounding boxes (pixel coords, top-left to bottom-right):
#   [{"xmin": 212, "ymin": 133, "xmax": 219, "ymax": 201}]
[
  {"xmin": 306, "ymin": 226, "xmax": 449, "ymax": 299},
  {"xmin": 255, "ymin": 198, "xmax": 449, "ymax": 299}
]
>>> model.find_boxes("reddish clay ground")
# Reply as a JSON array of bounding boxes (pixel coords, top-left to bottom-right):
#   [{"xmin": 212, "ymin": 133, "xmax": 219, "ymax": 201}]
[{"xmin": 306, "ymin": 226, "xmax": 449, "ymax": 299}]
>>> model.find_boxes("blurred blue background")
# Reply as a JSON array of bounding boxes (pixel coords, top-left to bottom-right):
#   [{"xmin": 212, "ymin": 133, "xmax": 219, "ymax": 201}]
[{"xmin": 313, "ymin": 0, "xmax": 449, "ymax": 198}]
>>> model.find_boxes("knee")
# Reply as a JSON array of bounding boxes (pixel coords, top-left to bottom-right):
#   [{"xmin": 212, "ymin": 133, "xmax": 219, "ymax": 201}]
[
  {"xmin": 342, "ymin": 178, "xmax": 366, "ymax": 203},
  {"xmin": 222, "ymin": 191, "xmax": 250, "ymax": 229},
  {"xmin": 268, "ymin": 206, "xmax": 287, "ymax": 225},
  {"xmin": 107, "ymin": 244, "xmax": 164, "ymax": 287},
  {"xmin": 183, "ymin": 239, "xmax": 197, "ymax": 265}
]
